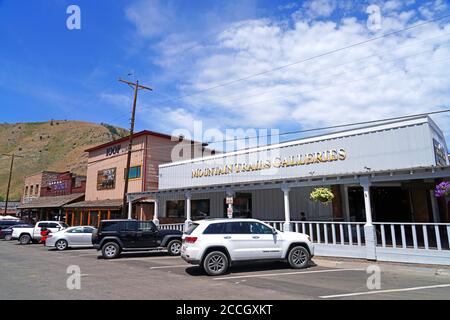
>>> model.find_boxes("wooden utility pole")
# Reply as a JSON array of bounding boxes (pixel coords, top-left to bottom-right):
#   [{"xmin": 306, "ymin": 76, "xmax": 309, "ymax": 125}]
[
  {"xmin": 118, "ymin": 79, "xmax": 152, "ymax": 218},
  {"xmin": 2, "ymin": 153, "xmax": 23, "ymax": 215}
]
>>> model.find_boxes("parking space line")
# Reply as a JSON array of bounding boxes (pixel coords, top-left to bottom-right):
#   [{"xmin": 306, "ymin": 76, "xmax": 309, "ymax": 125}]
[
  {"xmin": 319, "ymin": 283, "xmax": 450, "ymax": 299},
  {"xmin": 149, "ymin": 265, "xmax": 191, "ymax": 269},
  {"xmin": 213, "ymin": 268, "xmax": 364, "ymax": 280},
  {"xmin": 106, "ymin": 256, "xmax": 182, "ymax": 262},
  {"xmin": 75, "ymin": 253, "xmax": 100, "ymax": 257}
]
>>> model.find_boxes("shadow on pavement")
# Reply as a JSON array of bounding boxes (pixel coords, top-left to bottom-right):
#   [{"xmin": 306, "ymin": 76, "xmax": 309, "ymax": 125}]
[
  {"xmin": 96, "ymin": 250, "xmax": 172, "ymax": 260},
  {"xmin": 185, "ymin": 260, "xmax": 317, "ymax": 277}
]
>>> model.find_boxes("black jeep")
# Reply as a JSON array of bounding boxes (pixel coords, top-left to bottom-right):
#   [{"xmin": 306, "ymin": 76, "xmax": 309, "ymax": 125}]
[{"xmin": 92, "ymin": 219, "xmax": 182, "ymax": 259}]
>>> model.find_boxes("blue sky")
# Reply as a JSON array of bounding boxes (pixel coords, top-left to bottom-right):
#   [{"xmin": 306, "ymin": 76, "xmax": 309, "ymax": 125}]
[{"xmin": 1, "ymin": 0, "xmax": 450, "ymax": 149}]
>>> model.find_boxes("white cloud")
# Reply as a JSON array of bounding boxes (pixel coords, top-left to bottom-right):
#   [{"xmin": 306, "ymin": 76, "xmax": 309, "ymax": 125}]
[
  {"xmin": 293, "ymin": 0, "xmax": 337, "ymax": 20},
  {"xmin": 125, "ymin": 0, "xmax": 175, "ymax": 38},
  {"xmin": 164, "ymin": 6, "xmax": 450, "ymax": 133},
  {"xmin": 278, "ymin": 2, "xmax": 298, "ymax": 11},
  {"xmin": 384, "ymin": 1, "xmax": 403, "ymax": 12},
  {"xmin": 124, "ymin": 0, "xmax": 450, "ymax": 144}
]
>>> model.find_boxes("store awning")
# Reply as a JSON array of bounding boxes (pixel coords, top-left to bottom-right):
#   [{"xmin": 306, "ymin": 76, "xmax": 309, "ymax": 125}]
[
  {"xmin": 18, "ymin": 193, "xmax": 85, "ymax": 209},
  {"xmin": 63, "ymin": 199, "xmax": 123, "ymax": 210}
]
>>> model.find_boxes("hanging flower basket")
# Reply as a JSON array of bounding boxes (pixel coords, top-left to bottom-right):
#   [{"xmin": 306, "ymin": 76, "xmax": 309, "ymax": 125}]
[
  {"xmin": 435, "ymin": 181, "xmax": 450, "ymax": 198},
  {"xmin": 310, "ymin": 187, "xmax": 334, "ymax": 205}
]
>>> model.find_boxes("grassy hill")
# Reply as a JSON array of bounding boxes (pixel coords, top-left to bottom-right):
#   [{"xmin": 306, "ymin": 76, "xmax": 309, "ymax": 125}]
[{"xmin": 0, "ymin": 120, "xmax": 128, "ymax": 200}]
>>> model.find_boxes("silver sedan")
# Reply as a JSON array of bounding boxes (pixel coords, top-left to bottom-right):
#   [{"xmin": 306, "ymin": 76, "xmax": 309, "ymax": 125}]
[{"xmin": 45, "ymin": 226, "xmax": 95, "ymax": 251}]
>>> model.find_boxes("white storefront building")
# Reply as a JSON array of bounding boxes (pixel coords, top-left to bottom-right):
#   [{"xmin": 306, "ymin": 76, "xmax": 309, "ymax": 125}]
[{"xmin": 129, "ymin": 116, "xmax": 450, "ymax": 265}]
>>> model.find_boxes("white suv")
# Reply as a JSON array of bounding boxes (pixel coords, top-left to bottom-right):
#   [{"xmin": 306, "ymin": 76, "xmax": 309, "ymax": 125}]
[{"xmin": 181, "ymin": 218, "xmax": 314, "ymax": 276}]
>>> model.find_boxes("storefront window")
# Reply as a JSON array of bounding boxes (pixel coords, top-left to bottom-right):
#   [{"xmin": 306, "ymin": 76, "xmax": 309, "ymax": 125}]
[
  {"xmin": 124, "ymin": 166, "xmax": 142, "ymax": 180},
  {"xmin": 73, "ymin": 211, "xmax": 81, "ymax": 226},
  {"xmin": 166, "ymin": 200, "xmax": 185, "ymax": 218},
  {"xmin": 110, "ymin": 210, "xmax": 123, "ymax": 220},
  {"xmin": 66, "ymin": 211, "xmax": 73, "ymax": 226},
  {"xmin": 192, "ymin": 199, "xmax": 210, "ymax": 220},
  {"xmin": 81, "ymin": 212, "xmax": 89, "ymax": 225},
  {"xmin": 224, "ymin": 193, "xmax": 252, "ymax": 218},
  {"xmin": 90, "ymin": 211, "xmax": 99, "ymax": 227}
]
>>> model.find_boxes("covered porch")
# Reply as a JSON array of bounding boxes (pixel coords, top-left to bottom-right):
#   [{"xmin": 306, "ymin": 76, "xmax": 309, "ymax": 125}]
[
  {"xmin": 63, "ymin": 199, "xmax": 123, "ymax": 227},
  {"xmin": 128, "ymin": 165, "xmax": 450, "ymax": 265},
  {"xmin": 17, "ymin": 193, "xmax": 84, "ymax": 224}
]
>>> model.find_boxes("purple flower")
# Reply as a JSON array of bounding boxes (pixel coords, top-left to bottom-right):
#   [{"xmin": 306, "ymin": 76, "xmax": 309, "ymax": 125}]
[{"xmin": 435, "ymin": 181, "xmax": 450, "ymax": 198}]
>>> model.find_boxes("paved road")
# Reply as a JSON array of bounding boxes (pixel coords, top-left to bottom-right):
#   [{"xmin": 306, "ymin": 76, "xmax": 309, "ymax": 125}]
[{"xmin": 1, "ymin": 240, "xmax": 450, "ymax": 300}]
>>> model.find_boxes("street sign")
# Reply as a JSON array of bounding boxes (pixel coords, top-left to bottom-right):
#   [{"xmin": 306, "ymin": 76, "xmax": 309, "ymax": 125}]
[
  {"xmin": 227, "ymin": 207, "xmax": 233, "ymax": 219},
  {"xmin": 226, "ymin": 197, "xmax": 233, "ymax": 205}
]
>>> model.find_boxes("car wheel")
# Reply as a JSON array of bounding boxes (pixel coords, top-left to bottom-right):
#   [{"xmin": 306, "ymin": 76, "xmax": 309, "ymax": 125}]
[
  {"xmin": 102, "ymin": 242, "xmax": 121, "ymax": 259},
  {"xmin": 203, "ymin": 251, "xmax": 229, "ymax": 276},
  {"xmin": 4, "ymin": 234, "xmax": 12, "ymax": 241},
  {"xmin": 287, "ymin": 246, "xmax": 310, "ymax": 269},
  {"xmin": 167, "ymin": 239, "xmax": 182, "ymax": 256},
  {"xmin": 55, "ymin": 239, "xmax": 68, "ymax": 251},
  {"xmin": 19, "ymin": 234, "xmax": 31, "ymax": 245}
]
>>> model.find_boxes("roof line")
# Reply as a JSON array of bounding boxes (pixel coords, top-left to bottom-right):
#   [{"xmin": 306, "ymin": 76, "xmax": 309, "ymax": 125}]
[
  {"xmin": 84, "ymin": 129, "xmax": 206, "ymax": 153},
  {"xmin": 160, "ymin": 115, "xmax": 430, "ymax": 168}
]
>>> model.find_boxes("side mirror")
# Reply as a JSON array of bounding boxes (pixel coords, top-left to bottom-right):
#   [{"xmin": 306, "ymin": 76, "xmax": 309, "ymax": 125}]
[{"xmin": 272, "ymin": 228, "xmax": 277, "ymax": 234}]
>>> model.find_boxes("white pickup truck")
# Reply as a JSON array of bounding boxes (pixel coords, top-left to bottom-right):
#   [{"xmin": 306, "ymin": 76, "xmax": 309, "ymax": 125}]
[{"xmin": 12, "ymin": 221, "xmax": 69, "ymax": 244}]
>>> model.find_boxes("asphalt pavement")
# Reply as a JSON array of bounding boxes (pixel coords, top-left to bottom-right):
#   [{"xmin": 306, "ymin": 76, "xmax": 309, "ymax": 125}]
[{"xmin": 1, "ymin": 239, "xmax": 450, "ymax": 300}]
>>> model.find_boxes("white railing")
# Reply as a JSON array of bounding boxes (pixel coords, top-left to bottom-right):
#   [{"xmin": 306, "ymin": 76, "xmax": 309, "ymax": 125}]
[
  {"xmin": 158, "ymin": 223, "xmax": 185, "ymax": 232},
  {"xmin": 157, "ymin": 220, "xmax": 450, "ymax": 264},
  {"xmin": 265, "ymin": 221, "xmax": 366, "ymax": 246},
  {"xmin": 373, "ymin": 222, "xmax": 450, "ymax": 251}
]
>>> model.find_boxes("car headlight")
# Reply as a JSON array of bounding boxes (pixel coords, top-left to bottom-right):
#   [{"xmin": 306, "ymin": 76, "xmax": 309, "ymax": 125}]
[{"xmin": 306, "ymin": 235, "xmax": 311, "ymax": 242}]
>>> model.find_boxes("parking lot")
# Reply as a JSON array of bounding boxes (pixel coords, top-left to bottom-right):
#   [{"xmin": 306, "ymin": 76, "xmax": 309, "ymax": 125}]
[{"xmin": 1, "ymin": 239, "xmax": 450, "ymax": 300}]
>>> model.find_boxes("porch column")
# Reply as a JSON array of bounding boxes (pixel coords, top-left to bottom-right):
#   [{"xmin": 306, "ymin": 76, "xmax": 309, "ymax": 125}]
[
  {"xmin": 342, "ymin": 185, "xmax": 351, "ymax": 222},
  {"xmin": 430, "ymin": 190, "xmax": 440, "ymax": 223},
  {"xmin": 185, "ymin": 192, "xmax": 192, "ymax": 230},
  {"xmin": 128, "ymin": 200, "xmax": 132, "ymax": 220},
  {"xmin": 153, "ymin": 198, "xmax": 159, "ymax": 226},
  {"xmin": 282, "ymin": 186, "xmax": 291, "ymax": 232},
  {"xmin": 360, "ymin": 178, "xmax": 376, "ymax": 260}
]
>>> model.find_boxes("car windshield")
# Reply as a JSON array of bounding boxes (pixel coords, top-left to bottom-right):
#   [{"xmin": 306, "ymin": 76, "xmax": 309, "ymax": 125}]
[{"xmin": 60, "ymin": 223, "xmax": 69, "ymax": 228}]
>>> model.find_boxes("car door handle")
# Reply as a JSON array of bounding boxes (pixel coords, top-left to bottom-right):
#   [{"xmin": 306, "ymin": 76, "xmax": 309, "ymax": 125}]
[
  {"xmin": 224, "ymin": 236, "xmax": 231, "ymax": 239},
  {"xmin": 252, "ymin": 236, "xmax": 260, "ymax": 239}
]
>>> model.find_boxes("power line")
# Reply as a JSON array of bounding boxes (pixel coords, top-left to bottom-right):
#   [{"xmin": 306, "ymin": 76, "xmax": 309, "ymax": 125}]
[
  {"xmin": 134, "ymin": 54, "xmax": 450, "ymax": 130},
  {"xmin": 146, "ymin": 13, "xmax": 450, "ymax": 107},
  {"xmin": 118, "ymin": 79, "xmax": 152, "ymax": 218},
  {"xmin": 182, "ymin": 41, "xmax": 450, "ymax": 109},
  {"xmin": 102, "ymin": 108, "xmax": 450, "ymax": 153},
  {"xmin": 1, "ymin": 153, "xmax": 24, "ymax": 215},
  {"xmin": 211, "ymin": 55, "xmax": 450, "ymax": 111}
]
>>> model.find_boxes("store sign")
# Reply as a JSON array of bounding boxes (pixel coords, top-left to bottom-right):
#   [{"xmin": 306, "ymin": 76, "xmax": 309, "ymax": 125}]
[
  {"xmin": 433, "ymin": 139, "xmax": 448, "ymax": 167},
  {"xmin": 227, "ymin": 207, "xmax": 233, "ymax": 219},
  {"xmin": 106, "ymin": 145, "xmax": 121, "ymax": 157},
  {"xmin": 49, "ymin": 180, "xmax": 67, "ymax": 191},
  {"xmin": 97, "ymin": 168, "xmax": 116, "ymax": 190},
  {"xmin": 192, "ymin": 149, "xmax": 347, "ymax": 178}
]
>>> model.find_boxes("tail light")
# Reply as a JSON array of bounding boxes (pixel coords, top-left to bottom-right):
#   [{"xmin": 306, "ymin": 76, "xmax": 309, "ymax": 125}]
[{"xmin": 184, "ymin": 236, "xmax": 198, "ymax": 243}]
